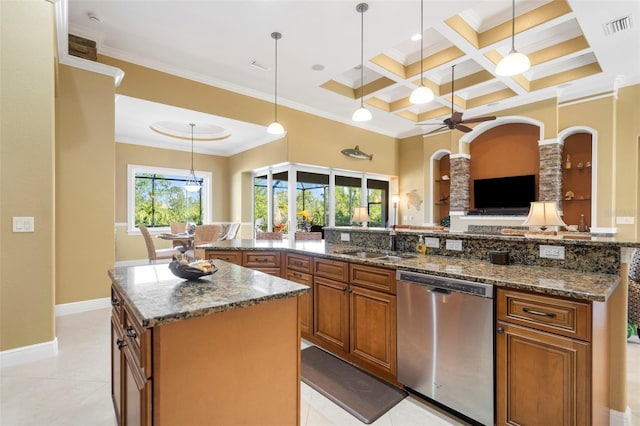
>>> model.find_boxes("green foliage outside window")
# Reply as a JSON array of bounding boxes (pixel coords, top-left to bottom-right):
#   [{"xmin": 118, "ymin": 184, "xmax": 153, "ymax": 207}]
[{"xmin": 135, "ymin": 173, "xmax": 203, "ymax": 227}]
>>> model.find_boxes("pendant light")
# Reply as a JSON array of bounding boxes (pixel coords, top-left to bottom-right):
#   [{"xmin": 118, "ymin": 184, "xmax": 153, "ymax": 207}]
[
  {"xmin": 409, "ymin": 0, "xmax": 434, "ymax": 104},
  {"xmin": 352, "ymin": 3, "xmax": 372, "ymax": 122},
  {"xmin": 267, "ymin": 32, "xmax": 285, "ymax": 135},
  {"xmin": 496, "ymin": 0, "xmax": 530, "ymax": 76},
  {"xmin": 184, "ymin": 123, "xmax": 201, "ymax": 192}
]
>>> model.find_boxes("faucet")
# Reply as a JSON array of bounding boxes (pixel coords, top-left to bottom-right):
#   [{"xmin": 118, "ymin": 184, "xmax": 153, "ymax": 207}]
[{"xmin": 389, "ymin": 226, "xmax": 397, "ymax": 252}]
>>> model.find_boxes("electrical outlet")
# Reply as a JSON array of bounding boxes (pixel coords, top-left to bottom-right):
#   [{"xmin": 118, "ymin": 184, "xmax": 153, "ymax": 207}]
[
  {"xmin": 539, "ymin": 245, "xmax": 565, "ymax": 260},
  {"xmin": 424, "ymin": 237, "xmax": 439, "ymax": 248},
  {"xmin": 445, "ymin": 239, "xmax": 462, "ymax": 251},
  {"xmin": 340, "ymin": 233, "xmax": 350, "ymax": 242},
  {"xmin": 12, "ymin": 217, "xmax": 34, "ymax": 233},
  {"xmin": 616, "ymin": 216, "xmax": 635, "ymax": 225}
]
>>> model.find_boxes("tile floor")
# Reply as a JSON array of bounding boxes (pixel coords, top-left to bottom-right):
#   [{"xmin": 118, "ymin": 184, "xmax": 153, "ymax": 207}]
[{"xmin": 1, "ymin": 308, "xmax": 638, "ymax": 426}]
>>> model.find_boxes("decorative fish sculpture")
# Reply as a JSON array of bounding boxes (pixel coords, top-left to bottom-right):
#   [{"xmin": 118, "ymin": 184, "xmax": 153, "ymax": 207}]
[{"xmin": 341, "ymin": 145, "xmax": 373, "ymax": 160}]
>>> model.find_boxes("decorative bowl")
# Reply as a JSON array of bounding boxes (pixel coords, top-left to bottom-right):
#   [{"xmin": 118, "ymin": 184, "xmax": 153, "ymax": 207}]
[{"xmin": 168, "ymin": 255, "xmax": 217, "ymax": 280}]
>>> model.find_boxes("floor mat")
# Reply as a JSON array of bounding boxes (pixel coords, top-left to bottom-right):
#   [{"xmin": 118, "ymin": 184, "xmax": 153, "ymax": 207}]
[{"xmin": 301, "ymin": 346, "xmax": 407, "ymax": 424}]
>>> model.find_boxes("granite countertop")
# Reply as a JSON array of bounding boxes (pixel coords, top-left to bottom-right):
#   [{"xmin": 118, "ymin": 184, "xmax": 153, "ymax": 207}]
[
  {"xmin": 108, "ymin": 261, "xmax": 309, "ymax": 329},
  {"xmin": 199, "ymin": 239, "xmax": 619, "ymax": 302}
]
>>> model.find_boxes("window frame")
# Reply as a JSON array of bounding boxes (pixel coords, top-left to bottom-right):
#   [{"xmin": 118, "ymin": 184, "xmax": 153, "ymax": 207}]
[{"xmin": 127, "ymin": 164, "xmax": 212, "ymax": 234}]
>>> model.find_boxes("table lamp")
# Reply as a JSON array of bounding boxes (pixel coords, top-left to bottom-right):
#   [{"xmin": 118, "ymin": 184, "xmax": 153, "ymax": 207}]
[
  {"xmin": 391, "ymin": 194, "xmax": 400, "ymax": 227},
  {"xmin": 522, "ymin": 201, "xmax": 566, "ymax": 233},
  {"xmin": 352, "ymin": 207, "xmax": 370, "ymax": 228}
]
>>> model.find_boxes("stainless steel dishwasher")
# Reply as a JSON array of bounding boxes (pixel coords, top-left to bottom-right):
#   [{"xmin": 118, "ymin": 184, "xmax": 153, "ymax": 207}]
[{"xmin": 396, "ymin": 270, "xmax": 494, "ymax": 426}]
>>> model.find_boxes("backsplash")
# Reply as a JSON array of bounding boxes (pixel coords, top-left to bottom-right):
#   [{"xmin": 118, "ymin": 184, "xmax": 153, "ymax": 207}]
[{"xmin": 324, "ymin": 227, "xmax": 621, "ymax": 275}]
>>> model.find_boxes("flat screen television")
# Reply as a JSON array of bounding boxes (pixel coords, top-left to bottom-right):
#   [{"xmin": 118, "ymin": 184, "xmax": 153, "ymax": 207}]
[{"xmin": 473, "ymin": 174, "xmax": 536, "ymax": 212}]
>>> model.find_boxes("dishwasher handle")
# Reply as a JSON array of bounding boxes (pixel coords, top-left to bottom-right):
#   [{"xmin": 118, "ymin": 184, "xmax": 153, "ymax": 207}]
[{"xmin": 428, "ymin": 286, "xmax": 452, "ymax": 295}]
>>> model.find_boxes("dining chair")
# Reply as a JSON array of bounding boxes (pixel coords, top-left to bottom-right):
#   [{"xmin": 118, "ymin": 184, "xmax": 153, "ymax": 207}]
[
  {"xmin": 189, "ymin": 224, "xmax": 223, "ymax": 258},
  {"xmin": 139, "ymin": 224, "xmax": 180, "ymax": 264},
  {"xmin": 170, "ymin": 222, "xmax": 187, "ymax": 250},
  {"xmin": 255, "ymin": 231, "xmax": 283, "ymax": 240},
  {"xmin": 221, "ymin": 222, "xmax": 240, "ymax": 240}
]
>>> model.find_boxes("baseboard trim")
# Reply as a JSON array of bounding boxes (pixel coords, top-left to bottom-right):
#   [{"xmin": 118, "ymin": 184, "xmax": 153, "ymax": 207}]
[
  {"xmin": 0, "ymin": 338, "xmax": 58, "ymax": 368},
  {"xmin": 610, "ymin": 406, "xmax": 632, "ymax": 426},
  {"xmin": 55, "ymin": 297, "xmax": 111, "ymax": 316}
]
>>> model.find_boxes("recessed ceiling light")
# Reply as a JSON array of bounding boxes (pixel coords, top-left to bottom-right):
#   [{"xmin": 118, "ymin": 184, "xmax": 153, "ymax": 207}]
[
  {"xmin": 411, "ymin": 33, "xmax": 422, "ymax": 41},
  {"xmin": 88, "ymin": 12, "xmax": 101, "ymax": 23},
  {"xmin": 312, "ymin": 64, "xmax": 325, "ymax": 71}
]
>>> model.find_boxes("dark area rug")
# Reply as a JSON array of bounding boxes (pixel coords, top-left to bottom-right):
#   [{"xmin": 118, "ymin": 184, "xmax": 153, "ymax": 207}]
[{"xmin": 301, "ymin": 346, "xmax": 407, "ymax": 424}]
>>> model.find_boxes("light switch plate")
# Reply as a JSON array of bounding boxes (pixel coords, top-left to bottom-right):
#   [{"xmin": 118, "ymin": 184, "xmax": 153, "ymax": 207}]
[
  {"xmin": 616, "ymin": 216, "xmax": 635, "ymax": 225},
  {"xmin": 424, "ymin": 237, "xmax": 439, "ymax": 248},
  {"xmin": 539, "ymin": 245, "xmax": 565, "ymax": 260},
  {"xmin": 340, "ymin": 233, "xmax": 350, "ymax": 242},
  {"xmin": 445, "ymin": 239, "xmax": 462, "ymax": 251},
  {"xmin": 13, "ymin": 216, "xmax": 34, "ymax": 233}
]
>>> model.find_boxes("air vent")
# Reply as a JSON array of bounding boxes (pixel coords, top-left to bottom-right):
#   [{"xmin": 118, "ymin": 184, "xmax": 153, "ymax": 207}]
[{"xmin": 603, "ymin": 14, "xmax": 633, "ymax": 36}]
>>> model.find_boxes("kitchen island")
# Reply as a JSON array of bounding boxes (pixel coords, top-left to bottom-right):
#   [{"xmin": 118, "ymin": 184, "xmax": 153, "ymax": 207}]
[{"xmin": 108, "ymin": 260, "xmax": 309, "ymax": 426}]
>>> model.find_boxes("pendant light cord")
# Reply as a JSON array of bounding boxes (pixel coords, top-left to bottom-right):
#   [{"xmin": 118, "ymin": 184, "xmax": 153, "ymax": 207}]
[
  {"xmin": 359, "ymin": 4, "xmax": 365, "ymax": 108},
  {"xmin": 451, "ymin": 65, "xmax": 455, "ymax": 114},
  {"xmin": 419, "ymin": 0, "xmax": 424, "ymax": 86},
  {"xmin": 190, "ymin": 123, "xmax": 195, "ymax": 172},
  {"xmin": 274, "ymin": 35, "xmax": 279, "ymax": 121},
  {"xmin": 511, "ymin": 0, "xmax": 516, "ymax": 51}
]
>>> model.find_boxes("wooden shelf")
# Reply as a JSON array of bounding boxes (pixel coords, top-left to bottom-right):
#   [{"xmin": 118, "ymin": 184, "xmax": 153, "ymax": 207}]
[
  {"xmin": 564, "ymin": 198, "xmax": 591, "ymax": 202},
  {"xmin": 563, "ymin": 167, "xmax": 591, "ymax": 173}
]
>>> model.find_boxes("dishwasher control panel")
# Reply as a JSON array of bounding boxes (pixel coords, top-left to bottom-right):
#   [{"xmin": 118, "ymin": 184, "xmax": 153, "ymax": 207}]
[{"xmin": 397, "ymin": 271, "xmax": 493, "ymax": 298}]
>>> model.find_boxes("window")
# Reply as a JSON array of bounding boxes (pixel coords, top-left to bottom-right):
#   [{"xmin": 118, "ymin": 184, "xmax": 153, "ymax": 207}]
[
  {"xmin": 367, "ymin": 179, "xmax": 389, "ymax": 227},
  {"xmin": 296, "ymin": 171, "xmax": 329, "ymax": 228},
  {"xmin": 128, "ymin": 165, "xmax": 212, "ymax": 233},
  {"xmin": 335, "ymin": 175, "xmax": 362, "ymax": 226}
]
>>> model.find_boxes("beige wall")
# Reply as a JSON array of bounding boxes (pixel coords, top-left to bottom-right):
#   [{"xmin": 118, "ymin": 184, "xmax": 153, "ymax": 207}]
[
  {"xmin": 55, "ymin": 65, "xmax": 116, "ymax": 304},
  {"xmin": 1, "ymin": 2, "xmax": 56, "ymax": 350}
]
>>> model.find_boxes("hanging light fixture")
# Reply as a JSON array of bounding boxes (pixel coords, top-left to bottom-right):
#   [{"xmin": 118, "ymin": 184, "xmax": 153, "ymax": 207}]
[
  {"xmin": 184, "ymin": 123, "xmax": 201, "ymax": 192},
  {"xmin": 267, "ymin": 31, "xmax": 285, "ymax": 135},
  {"xmin": 496, "ymin": 0, "xmax": 531, "ymax": 76},
  {"xmin": 409, "ymin": 0, "xmax": 434, "ymax": 104},
  {"xmin": 352, "ymin": 3, "xmax": 372, "ymax": 122}
]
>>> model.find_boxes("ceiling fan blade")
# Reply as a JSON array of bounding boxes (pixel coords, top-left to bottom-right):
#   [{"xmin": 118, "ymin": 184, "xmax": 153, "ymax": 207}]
[
  {"xmin": 423, "ymin": 125, "xmax": 449, "ymax": 135},
  {"xmin": 416, "ymin": 121, "xmax": 445, "ymax": 125},
  {"xmin": 455, "ymin": 124, "xmax": 473, "ymax": 133},
  {"xmin": 451, "ymin": 111, "xmax": 463, "ymax": 122},
  {"xmin": 460, "ymin": 116, "xmax": 496, "ymax": 124}
]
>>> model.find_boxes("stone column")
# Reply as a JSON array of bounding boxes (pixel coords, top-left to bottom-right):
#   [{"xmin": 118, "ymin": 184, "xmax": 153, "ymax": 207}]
[
  {"xmin": 538, "ymin": 139, "xmax": 563, "ymax": 208},
  {"xmin": 449, "ymin": 154, "xmax": 471, "ymax": 214}
]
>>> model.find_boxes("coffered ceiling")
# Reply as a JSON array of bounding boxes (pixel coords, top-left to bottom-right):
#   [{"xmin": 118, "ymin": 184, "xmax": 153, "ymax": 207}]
[{"xmin": 66, "ymin": 0, "xmax": 640, "ymax": 153}]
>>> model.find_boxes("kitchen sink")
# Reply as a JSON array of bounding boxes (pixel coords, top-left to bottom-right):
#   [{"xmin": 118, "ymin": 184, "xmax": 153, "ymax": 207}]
[
  {"xmin": 377, "ymin": 254, "xmax": 419, "ymax": 262},
  {"xmin": 341, "ymin": 251, "xmax": 386, "ymax": 259}
]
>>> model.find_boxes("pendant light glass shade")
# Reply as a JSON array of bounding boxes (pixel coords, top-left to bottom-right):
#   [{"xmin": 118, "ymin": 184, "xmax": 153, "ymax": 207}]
[
  {"xmin": 410, "ymin": 0, "xmax": 434, "ymax": 104},
  {"xmin": 352, "ymin": 3, "xmax": 371, "ymax": 123},
  {"xmin": 184, "ymin": 123, "xmax": 201, "ymax": 192},
  {"xmin": 268, "ymin": 31, "xmax": 286, "ymax": 135},
  {"xmin": 496, "ymin": 0, "xmax": 530, "ymax": 77},
  {"xmin": 352, "ymin": 107, "xmax": 373, "ymax": 122}
]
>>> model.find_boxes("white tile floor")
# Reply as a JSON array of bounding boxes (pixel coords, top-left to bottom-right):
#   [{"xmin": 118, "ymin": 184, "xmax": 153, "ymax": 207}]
[{"xmin": 1, "ymin": 308, "xmax": 638, "ymax": 426}]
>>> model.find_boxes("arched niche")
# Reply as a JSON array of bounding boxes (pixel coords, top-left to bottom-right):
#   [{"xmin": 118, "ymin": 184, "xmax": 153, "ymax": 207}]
[{"xmin": 429, "ymin": 149, "xmax": 451, "ymax": 225}]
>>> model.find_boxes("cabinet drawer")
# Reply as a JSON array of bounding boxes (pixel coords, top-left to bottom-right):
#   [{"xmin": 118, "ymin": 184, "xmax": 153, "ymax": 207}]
[
  {"xmin": 123, "ymin": 305, "xmax": 152, "ymax": 378},
  {"xmin": 252, "ymin": 267, "xmax": 282, "ymax": 277},
  {"xmin": 111, "ymin": 286, "xmax": 124, "ymax": 324},
  {"xmin": 497, "ymin": 289, "xmax": 591, "ymax": 341},
  {"xmin": 285, "ymin": 253, "xmax": 313, "ymax": 274},
  {"xmin": 243, "ymin": 251, "xmax": 281, "ymax": 268},
  {"xmin": 349, "ymin": 263, "xmax": 396, "ymax": 294},
  {"xmin": 205, "ymin": 250, "xmax": 242, "ymax": 265},
  {"xmin": 285, "ymin": 269, "xmax": 313, "ymax": 286},
  {"xmin": 314, "ymin": 258, "xmax": 349, "ymax": 282}
]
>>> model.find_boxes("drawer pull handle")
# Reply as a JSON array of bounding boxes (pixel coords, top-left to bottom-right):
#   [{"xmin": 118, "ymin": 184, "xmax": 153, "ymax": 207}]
[
  {"xmin": 342, "ymin": 287, "xmax": 348, "ymax": 292},
  {"xmin": 256, "ymin": 258, "xmax": 268, "ymax": 262},
  {"xmin": 111, "ymin": 298, "xmax": 120, "ymax": 307},
  {"xmin": 294, "ymin": 261, "xmax": 303, "ymax": 266},
  {"xmin": 496, "ymin": 327, "xmax": 505, "ymax": 334},
  {"xmin": 523, "ymin": 307, "xmax": 556, "ymax": 318},
  {"xmin": 219, "ymin": 257, "xmax": 229, "ymax": 261},
  {"xmin": 126, "ymin": 326, "xmax": 137, "ymax": 339},
  {"xmin": 117, "ymin": 339, "xmax": 127, "ymax": 350},
  {"xmin": 293, "ymin": 273, "xmax": 302, "ymax": 278}
]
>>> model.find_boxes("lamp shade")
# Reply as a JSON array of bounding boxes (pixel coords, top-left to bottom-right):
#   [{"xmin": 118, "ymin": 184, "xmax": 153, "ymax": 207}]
[
  {"xmin": 409, "ymin": 85, "xmax": 434, "ymax": 104},
  {"xmin": 267, "ymin": 121, "xmax": 285, "ymax": 135},
  {"xmin": 522, "ymin": 201, "xmax": 566, "ymax": 229},
  {"xmin": 496, "ymin": 50, "xmax": 531, "ymax": 76},
  {"xmin": 391, "ymin": 194, "xmax": 400, "ymax": 204},
  {"xmin": 352, "ymin": 107, "xmax": 372, "ymax": 122},
  {"xmin": 352, "ymin": 207, "xmax": 370, "ymax": 225}
]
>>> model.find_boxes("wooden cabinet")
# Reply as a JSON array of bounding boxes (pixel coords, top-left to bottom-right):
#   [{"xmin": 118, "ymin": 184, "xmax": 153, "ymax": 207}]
[
  {"xmin": 242, "ymin": 250, "xmax": 281, "ymax": 276},
  {"xmin": 284, "ymin": 253, "xmax": 314, "ymax": 337},
  {"xmin": 312, "ymin": 258, "xmax": 397, "ymax": 381},
  {"xmin": 496, "ymin": 288, "xmax": 609, "ymax": 426},
  {"xmin": 205, "ymin": 250, "xmax": 242, "ymax": 265}
]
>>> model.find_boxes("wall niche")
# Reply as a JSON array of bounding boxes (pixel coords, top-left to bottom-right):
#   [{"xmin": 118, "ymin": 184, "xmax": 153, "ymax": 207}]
[
  {"xmin": 561, "ymin": 133, "xmax": 592, "ymax": 228},
  {"xmin": 468, "ymin": 123, "xmax": 540, "ymax": 210}
]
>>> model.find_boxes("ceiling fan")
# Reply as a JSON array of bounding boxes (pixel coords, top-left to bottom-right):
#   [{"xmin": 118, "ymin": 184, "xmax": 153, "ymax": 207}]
[{"xmin": 417, "ymin": 64, "xmax": 496, "ymax": 134}]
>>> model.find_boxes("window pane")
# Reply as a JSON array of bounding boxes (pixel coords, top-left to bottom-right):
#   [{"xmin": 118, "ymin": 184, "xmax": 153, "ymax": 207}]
[
  {"xmin": 134, "ymin": 173, "xmax": 203, "ymax": 227},
  {"xmin": 296, "ymin": 171, "xmax": 329, "ymax": 227},
  {"xmin": 253, "ymin": 175, "xmax": 268, "ymax": 232},
  {"xmin": 335, "ymin": 176, "xmax": 362, "ymax": 226},
  {"xmin": 367, "ymin": 179, "xmax": 388, "ymax": 227},
  {"xmin": 273, "ymin": 172, "xmax": 288, "ymax": 233}
]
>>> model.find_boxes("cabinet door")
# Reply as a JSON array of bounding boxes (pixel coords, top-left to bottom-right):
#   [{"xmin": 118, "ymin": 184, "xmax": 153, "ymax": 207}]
[
  {"xmin": 123, "ymin": 346, "xmax": 152, "ymax": 426},
  {"xmin": 111, "ymin": 316, "xmax": 124, "ymax": 426},
  {"xmin": 285, "ymin": 269, "xmax": 313, "ymax": 337},
  {"xmin": 496, "ymin": 321, "xmax": 589, "ymax": 426},
  {"xmin": 349, "ymin": 285, "xmax": 396, "ymax": 375},
  {"xmin": 313, "ymin": 276, "xmax": 349, "ymax": 351}
]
